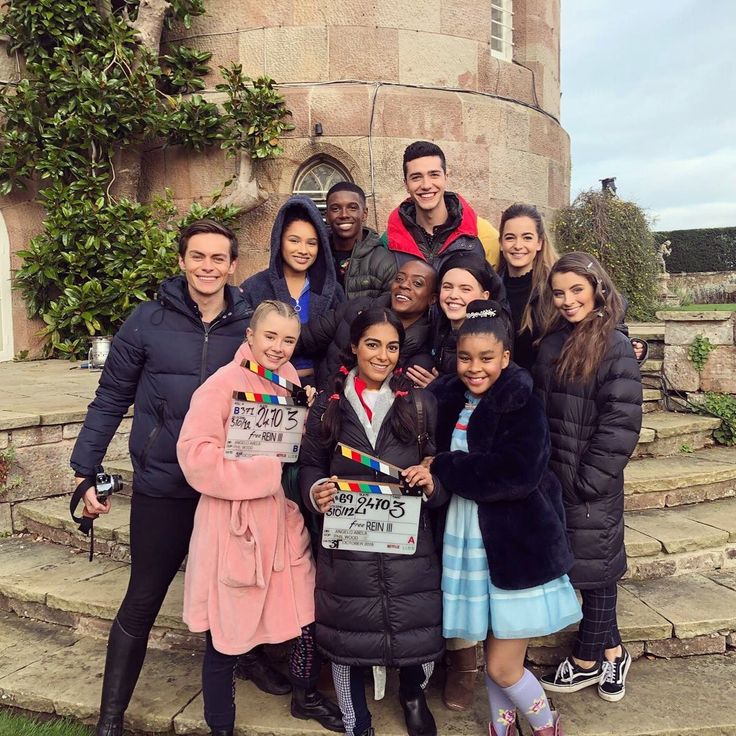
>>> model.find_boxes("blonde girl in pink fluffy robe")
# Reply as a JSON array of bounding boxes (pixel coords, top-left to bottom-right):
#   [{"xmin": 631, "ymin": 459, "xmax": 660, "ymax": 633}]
[{"xmin": 177, "ymin": 300, "xmax": 343, "ymax": 736}]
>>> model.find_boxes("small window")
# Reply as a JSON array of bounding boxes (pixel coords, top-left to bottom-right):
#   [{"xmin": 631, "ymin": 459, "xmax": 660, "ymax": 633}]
[
  {"xmin": 293, "ymin": 158, "xmax": 353, "ymax": 213},
  {"xmin": 491, "ymin": 0, "xmax": 513, "ymax": 62}
]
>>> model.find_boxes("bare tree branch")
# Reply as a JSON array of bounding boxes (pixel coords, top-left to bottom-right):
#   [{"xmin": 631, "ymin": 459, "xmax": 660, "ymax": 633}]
[
  {"xmin": 95, "ymin": 0, "xmax": 113, "ymax": 22},
  {"xmin": 131, "ymin": 0, "xmax": 171, "ymax": 55},
  {"xmin": 219, "ymin": 154, "xmax": 269, "ymax": 212}
]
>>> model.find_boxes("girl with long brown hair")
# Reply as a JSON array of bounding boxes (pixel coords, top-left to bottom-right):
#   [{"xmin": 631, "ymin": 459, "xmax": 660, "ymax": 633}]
[
  {"xmin": 533, "ymin": 252, "xmax": 642, "ymax": 705},
  {"xmin": 497, "ymin": 203, "xmax": 558, "ymax": 370}
]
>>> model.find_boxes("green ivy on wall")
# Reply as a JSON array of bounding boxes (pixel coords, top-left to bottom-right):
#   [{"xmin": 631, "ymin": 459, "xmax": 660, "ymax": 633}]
[{"xmin": 0, "ymin": 0, "xmax": 293, "ymax": 357}]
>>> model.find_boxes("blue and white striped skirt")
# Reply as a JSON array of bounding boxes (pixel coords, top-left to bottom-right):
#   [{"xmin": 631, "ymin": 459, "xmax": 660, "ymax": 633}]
[{"xmin": 442, "ymin": 495, "xmax": 582, "ymax": 641}]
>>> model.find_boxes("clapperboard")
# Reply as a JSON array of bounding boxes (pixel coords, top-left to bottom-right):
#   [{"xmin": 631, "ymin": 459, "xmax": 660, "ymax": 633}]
[
  {"xmin": 322, "ymin": 444, "xmax": 423, "ymax": 555},
  {"xmin": 224, "ymin": 360, "xmax": 308, "ymax": 463}
]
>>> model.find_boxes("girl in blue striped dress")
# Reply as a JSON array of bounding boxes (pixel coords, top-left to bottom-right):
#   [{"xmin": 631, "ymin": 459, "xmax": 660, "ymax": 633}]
[{"xmin": 429, "ymin": 299, "xmax": 581, "ymax": 736}]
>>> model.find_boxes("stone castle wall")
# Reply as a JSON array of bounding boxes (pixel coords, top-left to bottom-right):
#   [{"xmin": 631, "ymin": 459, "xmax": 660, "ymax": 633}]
[{"xmin": 1, "ymin": 0, "xmax": 569, "ymax": 354}]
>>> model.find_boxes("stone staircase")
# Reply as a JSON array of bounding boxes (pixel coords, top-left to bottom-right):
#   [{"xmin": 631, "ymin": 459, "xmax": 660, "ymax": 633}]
[{"xmin": 3, "ymin": 345, "xmax": 736, "ymax": 733}]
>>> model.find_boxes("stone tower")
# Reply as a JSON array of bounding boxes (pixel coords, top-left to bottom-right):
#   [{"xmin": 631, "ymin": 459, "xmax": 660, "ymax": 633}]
[
  {"xmin": 1, "ymin": 0, "xmax": 569, "ymax": 356},
  {"xmin": 149, "ymin": 0, "xmax": 569, "ymax": 278}
]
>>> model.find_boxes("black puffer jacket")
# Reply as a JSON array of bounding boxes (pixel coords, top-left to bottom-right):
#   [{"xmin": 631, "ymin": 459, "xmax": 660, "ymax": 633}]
[
  {"xmin": 534, "ymin": 326, "xmax": 642, "ymax": 588},
  {"xmin": 70, "ymin": 276, "xmax": 252, "ymax": 498},
  {"xmin": 299, "ymin": 292, "xmax": 434, "ymax": 390},
  {"xmin": 299, "ymin": 384, "xmax": 445, "ymax": 667},
  {"xmin": 338, "ymin": 227, "xmax": 397, "ymax": 300}
]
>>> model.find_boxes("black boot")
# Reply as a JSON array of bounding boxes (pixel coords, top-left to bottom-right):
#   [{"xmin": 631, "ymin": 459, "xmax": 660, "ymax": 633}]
[
  {"xmin": 290, "ymin": 687, "xmax": 345, "ymax": 732},
  {"xmin": 95, "ymin": 618, "xmax": 148, "ymax": 736},
  {"xmin": 209, "ymin": 730, "xmax": 234, "ymax": 736},
  {"xmin": 399, "ymin": 689, "xmax": 437, "ymax": 736},
  {"xmin": 234, "ymin": 646, "xmax": 292, "ymax": 695}
]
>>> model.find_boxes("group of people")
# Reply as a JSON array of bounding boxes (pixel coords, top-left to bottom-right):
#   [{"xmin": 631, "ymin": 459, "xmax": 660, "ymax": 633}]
[{"xmin": 72, "ymin": 140, "xmax": 643, "ymax": 736}]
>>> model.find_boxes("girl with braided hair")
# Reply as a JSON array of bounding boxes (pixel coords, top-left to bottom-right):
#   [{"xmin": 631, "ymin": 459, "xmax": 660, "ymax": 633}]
[
  {"xmin": 299, "ymin": 306, "xmax": 446, "ymax": 736},
  {"xmin": 429, "ymin": 299, "xmax": 581, "ymax": 736}
]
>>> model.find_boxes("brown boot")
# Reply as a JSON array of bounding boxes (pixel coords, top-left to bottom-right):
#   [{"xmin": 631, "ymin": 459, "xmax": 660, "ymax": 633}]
[{"xmin": 443, "ymin": 645, "xmax": 478, "ymax": 711}]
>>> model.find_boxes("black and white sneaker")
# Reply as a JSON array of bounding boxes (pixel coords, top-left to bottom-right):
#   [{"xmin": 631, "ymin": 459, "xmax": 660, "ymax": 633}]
[
  {"xmin": 540, "ymin": 656, "xmax": 601, "ymax": 693},
  {"xmin": 597, "ymin": 648, "xmax": 631, "ymax": 702}
]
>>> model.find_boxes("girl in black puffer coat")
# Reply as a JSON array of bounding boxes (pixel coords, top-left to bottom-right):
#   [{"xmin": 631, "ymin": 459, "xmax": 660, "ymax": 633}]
[
  {"xmin": 534, "ymin": 252, "xmax": 642, "ymax": 706},
  {"xmin": 299, "ymin": 307, "xmax": 446, "ymax": 736}
]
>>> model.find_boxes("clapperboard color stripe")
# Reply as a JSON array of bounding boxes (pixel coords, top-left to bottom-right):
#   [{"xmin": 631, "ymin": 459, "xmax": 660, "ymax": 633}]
[
  {"xmin": 333, "ymin": 480, "xmax": 404, "ymax": 496},
  {"xmin": 336, "ymin": 443, "xmax": 404, "ymax": 481},
  {"xmin": 231, "ymin": 391, "xmax": 297, "ymax": 406}
]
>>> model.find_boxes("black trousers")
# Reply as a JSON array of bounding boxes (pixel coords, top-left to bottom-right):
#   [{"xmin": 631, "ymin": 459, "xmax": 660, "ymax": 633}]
[
  {"xmin": 116, "ymin": 493, "xmax": 199, "ymax": 637},
  {"xmin": 572, "ymin": 584, "xmax": 622, "ymax": 661}
]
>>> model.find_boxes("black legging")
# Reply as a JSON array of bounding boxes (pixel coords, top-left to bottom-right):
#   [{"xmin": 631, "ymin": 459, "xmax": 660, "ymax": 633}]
[
  {"xmin": 203, "ymin": 625, "xmax": 322, "ymax": 730},
  {"xmin": 116, "ymin": 493, "xmax": 199, "ymax": 638}
]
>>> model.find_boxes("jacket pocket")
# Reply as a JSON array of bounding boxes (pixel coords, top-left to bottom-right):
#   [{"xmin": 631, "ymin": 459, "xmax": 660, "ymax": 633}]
[
  {"xmin": 139, "ymin": 399, "xmax": 166, "ymax": 470},
  {"xmin": 219, "ymin": 529, "xmax": 258, "ymax": 587},
  {"xmin": 285, "ymin": 499, "xmax": 311, "ymax": 566}
]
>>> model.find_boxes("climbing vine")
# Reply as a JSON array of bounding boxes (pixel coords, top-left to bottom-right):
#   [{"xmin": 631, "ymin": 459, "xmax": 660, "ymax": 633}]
[
  {"xmin": 698, "ymin": 393, "xmax": 736, "ymax": 446},
  {"xmin": 687, "ymin": 335, "xmax": 716, "ymax": 372},
  {"xmin": 0, "ymin": 0, "xmax": 293, "ymax": 357}
]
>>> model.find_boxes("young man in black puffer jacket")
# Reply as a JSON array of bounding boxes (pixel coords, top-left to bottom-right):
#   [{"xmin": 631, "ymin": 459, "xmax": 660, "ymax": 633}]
[{"xmin": 70, "ymin": 220, "xmax": 332, "ymax": 736}]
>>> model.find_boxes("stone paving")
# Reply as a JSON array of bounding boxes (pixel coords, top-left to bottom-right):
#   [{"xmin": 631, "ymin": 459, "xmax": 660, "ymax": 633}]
[{"xmin": 0, "ymin": 358, "xmax": 99, "ymax": 429}]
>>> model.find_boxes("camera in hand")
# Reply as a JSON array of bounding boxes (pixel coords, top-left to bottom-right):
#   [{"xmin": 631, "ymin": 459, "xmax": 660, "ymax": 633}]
[{"xmin": 95, "ymin": 465, "xmax": 123, "ymax": 502}]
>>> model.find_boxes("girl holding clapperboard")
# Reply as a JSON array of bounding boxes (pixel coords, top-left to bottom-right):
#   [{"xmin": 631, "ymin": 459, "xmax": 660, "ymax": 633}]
[
  {"xmin": 299, "ymin": 306, "xmax": 446, "ymax": 736},
  {"xmin": 428, "ymin": 299, "xmax": 582, "ymax": 736},
  {"xmin": 177, "ymin": 300, "xmax": 343, "ymax": 736}
]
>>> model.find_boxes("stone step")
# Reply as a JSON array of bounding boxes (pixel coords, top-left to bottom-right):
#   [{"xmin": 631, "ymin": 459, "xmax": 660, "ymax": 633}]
[
  {"xmin": 2, "ymin": 608, "xmax": 736, "ymax": 736},
  {"xmin": 633, "ymin": 411, "xmax": 721, "ymax": 458},
  {"xmin": 106, "ymin": 458, "xmax": 133, "ymax": 483},
  {"xmin": 640, "ymin": 357, "xmax": 663, "ymax": 373},
  {"xmin": 15, "ymin": 494, "xmax": 132, "ymax": 561},
  {"xmin": 0, "ymin": 536, "xmax": 198, "ymax": 651},
  {"xmin": 528, "ymin": 571, "xmax": 736, "ymax": 665},
  {"xmin": 624, "ymin": 445, "xmax": 736, "ymax": 510},
  {"xmin": 624, "ymin": 498, "xmax": 736, "ymax": 579},
  {"xmin": 5, "ymin": 533, "xmax": 734, "ymax": 668}
]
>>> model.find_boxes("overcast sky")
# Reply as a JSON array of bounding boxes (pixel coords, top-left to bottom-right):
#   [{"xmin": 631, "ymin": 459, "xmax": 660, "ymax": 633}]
[{"xmin": 561, "ymin": 0, "xmax": 736, "ymax": 231}]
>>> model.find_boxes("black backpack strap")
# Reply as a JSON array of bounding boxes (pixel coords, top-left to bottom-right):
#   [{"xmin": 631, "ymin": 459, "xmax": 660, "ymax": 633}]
[{"xmin": 412, "ymin": 391, "xmax": 429, "ymax": 457}]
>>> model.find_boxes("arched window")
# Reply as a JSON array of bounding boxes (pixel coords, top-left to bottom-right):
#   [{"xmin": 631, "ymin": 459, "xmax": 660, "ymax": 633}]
[{"xmin": 293, "ymin": 157, "xmax": 353, "ymax": 213}]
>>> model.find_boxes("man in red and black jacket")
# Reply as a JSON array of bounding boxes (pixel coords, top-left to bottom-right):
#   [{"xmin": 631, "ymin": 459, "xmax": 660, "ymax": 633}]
[{"xmin": 381, "ymin": 140, "xmax": 501, "ymax": 272}]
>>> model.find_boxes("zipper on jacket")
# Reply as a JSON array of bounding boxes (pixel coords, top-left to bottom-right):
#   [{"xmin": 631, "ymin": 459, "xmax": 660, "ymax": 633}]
[
  {"xmin": 377, "ymin": 553, "xmax": 391, "ymax": 663},
  {"xmin": 197, "ymin": 306, "xmax": 232, "ymax": 385},
  {"xmin": 585, "ymin": 502, "xmax": 590, "ymax": 519},
  {"xmin": 140, "ymin": 399, "xmax": 166, "ymax": 470},
  {"xmin": 199, "ymin": 325, "xmax": 211, "ymax": 384}
]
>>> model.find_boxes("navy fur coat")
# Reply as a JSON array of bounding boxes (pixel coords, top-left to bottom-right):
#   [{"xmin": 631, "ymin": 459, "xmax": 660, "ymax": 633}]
[{"xmin": 430, "ymin": 363, "xmax": 574, "ymax": 590}]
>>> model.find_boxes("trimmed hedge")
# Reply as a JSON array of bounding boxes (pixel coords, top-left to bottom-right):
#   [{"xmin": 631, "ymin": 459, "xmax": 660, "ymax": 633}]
[{"xmin": 657, "ymin": 227, "xmax": 736, "ymax": 273}]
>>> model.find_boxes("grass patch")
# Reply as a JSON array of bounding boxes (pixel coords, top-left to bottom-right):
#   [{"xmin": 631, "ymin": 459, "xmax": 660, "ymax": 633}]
[
  {"xmin": 666, "ymin": 303, "xmax": 736, "ymax": 311},
  {"xmin": 0, "ymin": 710, "xmax": 92, "ymax": 736}
]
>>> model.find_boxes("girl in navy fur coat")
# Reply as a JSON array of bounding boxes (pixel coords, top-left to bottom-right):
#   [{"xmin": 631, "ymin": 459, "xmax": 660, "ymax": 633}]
[{"xmin": 429, "ymin": 300, "xmax": 581, "ymax": 736}]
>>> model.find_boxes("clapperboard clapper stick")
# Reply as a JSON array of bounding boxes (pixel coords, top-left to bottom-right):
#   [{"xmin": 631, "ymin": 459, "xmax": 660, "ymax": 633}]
[
  {"xmin": 333, "ymin": 443, "xmax": 422, "ymax": 497},
  {"xmin": 241, "ymin": 359, "xmax": 309, "ymax": 406}
]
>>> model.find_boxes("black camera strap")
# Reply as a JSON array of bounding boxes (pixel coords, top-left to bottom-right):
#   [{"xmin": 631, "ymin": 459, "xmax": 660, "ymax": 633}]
[{"xmin": 69, "ymin": 477, "xmax": 97, "ymax": 561}]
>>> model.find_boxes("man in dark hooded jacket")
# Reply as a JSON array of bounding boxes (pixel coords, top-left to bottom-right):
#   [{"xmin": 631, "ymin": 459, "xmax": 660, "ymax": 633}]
[
  {"xmin": 70, "ymin": 220, "xmax": 265, "ymax": 736},
  {"xmin": 325, "ymin": 181, "xmax": 397, "ymax": 299}
]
